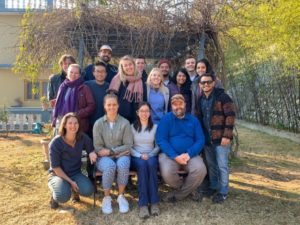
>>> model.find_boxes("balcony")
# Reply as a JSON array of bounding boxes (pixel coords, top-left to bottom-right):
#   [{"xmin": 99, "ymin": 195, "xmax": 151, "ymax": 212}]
[{"xmin": 0, "ymin": 0, "xmax": 78, "ymax": 13}]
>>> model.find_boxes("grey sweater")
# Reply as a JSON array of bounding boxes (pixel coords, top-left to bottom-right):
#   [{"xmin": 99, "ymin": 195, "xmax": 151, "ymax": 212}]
[{"xmin": 130, "ymin": 124, "xmax": 160, "ymax": 157}]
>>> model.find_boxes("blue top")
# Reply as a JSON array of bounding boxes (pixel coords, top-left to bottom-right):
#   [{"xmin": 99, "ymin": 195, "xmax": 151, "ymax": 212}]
[
  {"xmin": 84, "ymin": 80, "xmax": 109, "ymax": 126},
  {"xmin": 148, "ymin": 88, "xmax": 165, "ymax": 124},
  {"xmin": 49, "ymin": 133, "xmax": 93, "ymax": 177},
  {"xmin": 156, "ymin": 112, "xmax": 205, "ymax": 159},
  {"xmin": 84, "ymin": 63, "xmax": 118, "ymax": 83}
]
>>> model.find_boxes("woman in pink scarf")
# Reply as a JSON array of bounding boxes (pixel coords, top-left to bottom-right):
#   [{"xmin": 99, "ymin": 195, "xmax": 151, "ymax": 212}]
[{"xmin": 109, "ymin": 55, "xmax": 146, "ymax": 123}]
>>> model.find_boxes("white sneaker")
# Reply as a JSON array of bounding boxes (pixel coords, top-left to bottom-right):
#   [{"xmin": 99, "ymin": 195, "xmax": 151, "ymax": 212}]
[
  {"xmin": 117, "ymin": 194, "xmax": 129, "ymax": 213},
  {"xmin": 102, "ymin": 196, "xmax": 113, "ymax": 215}
]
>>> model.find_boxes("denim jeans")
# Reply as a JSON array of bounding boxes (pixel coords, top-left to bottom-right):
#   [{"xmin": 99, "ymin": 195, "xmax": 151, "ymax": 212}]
[
  {"xmin": 131, "ymin": 156, "xmax": 159, "ymax": 207},
  {"xmin": 48, "ymin": 172, "xmax": 94, "ymax": 203},
  {"xmin": 204, "ymin": 144, "xmax": 231, "ymax": 195}
]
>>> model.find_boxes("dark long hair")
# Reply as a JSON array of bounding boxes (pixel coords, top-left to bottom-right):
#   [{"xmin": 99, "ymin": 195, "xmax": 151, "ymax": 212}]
[
  {"xmin": 133, "ymin": 102, "xmax": 154, "ymax": 133},
  {"xmin": 172, "ymin": 68, "xmax": 192, "ymax": 95},
  {"xmin": 196, "ymin": 58, "xmax": 215, "ymax": 76}
]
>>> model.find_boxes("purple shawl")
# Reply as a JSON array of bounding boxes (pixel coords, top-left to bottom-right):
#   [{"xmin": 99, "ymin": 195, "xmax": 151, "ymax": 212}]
[{"xmin": 52, "ymin": 77, "xmax": 84, "ymax": 126}]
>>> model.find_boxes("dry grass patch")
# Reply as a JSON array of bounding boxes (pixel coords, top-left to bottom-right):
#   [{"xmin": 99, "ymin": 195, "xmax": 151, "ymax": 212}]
[{"xmin": 0, "ymin": 127, "xmax": 299, "ymax": 225}]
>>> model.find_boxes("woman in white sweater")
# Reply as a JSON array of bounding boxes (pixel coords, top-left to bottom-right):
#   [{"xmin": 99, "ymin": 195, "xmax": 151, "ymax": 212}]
[{"xmin": 131, "ymin": 102, "xmax": 160, "ymax": 219}]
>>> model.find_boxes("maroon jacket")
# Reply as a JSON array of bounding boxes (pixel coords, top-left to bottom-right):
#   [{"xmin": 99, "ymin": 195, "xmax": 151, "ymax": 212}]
[{"xmin": 76, "ymin": 84, "xmax": 95, "ymax": 133}]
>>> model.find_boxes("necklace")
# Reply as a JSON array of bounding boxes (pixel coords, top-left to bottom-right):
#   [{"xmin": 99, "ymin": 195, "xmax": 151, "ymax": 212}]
[{"xmin": 63, "ymin": 136, "xmax": 76, "ymax": 147}]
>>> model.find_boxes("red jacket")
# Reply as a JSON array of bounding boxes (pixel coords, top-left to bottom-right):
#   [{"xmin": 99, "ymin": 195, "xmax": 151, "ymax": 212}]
[{"xmin": 77, "ymin": 84, "xmax": 95, "ymax": 133}]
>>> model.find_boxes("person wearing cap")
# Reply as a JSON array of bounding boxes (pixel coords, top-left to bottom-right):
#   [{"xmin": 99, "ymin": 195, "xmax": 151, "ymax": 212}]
[
  {"xmin": 158, "ymin": 59, "xmax": 172, "ymax": 86},
  {"xmin": 84, "ymin": 45, "xmax": 118, "ymax": 83},
  {"xmin": 156, "ymin": 94, "xmax": 207, "ymax": 202},
  {"xmin": 195, "ymin": 72, "xmax": 235, "ymax": 204}
]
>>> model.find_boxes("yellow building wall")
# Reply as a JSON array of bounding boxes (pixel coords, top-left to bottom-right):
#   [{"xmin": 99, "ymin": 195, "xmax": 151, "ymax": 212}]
[{"xmin": 0, "ymin": 13, "xmax": 52, "ymax": 107}]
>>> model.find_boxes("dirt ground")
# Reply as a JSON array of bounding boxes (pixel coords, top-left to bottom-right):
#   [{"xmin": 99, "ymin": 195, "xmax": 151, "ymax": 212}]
[{"xmin": 0, "ymin": 126, "xmax": 299, "ymax": 225}]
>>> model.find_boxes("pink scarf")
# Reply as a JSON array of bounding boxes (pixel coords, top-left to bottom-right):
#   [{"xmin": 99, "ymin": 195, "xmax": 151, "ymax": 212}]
[{"xmin": 109, "ymin": 73, "xmax": 143, "ymax": 102}]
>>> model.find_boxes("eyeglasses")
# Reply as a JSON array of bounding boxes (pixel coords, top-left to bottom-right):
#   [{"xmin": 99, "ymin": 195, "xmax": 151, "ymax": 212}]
[{"xmin": 200, "ymin": 80, "xmax": 213, "ymax": 85}]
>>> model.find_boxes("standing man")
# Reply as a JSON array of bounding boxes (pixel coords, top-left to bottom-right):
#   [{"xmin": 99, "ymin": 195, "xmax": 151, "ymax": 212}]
[
  {"xmin": 184, "ymin": 55, "xmax": 198, "ymax": 83},
  {"xmin": 196, "ymin": 73, "xmax": 235, "ymax": 204},
  {"xmin": 47, "ymin": 54, "xmax": 76, "ymax": 107},
  {"xmin": 84, "ymin": 45, "xmax": 118, "ymax": 83},
  {"xmin": 156, "ymin": 94, "xmax": 207, "ymax": 202},
  {"xmin": 135, "ymin": 55, "xmax": 148, "ymax": 83},
  {"xmin": 158, "ymin": 59, "xmax": 172, "ymax": 86},
  {"xmin": 84, "ymin": 61, "xmax": 109, "ymax": 181}
]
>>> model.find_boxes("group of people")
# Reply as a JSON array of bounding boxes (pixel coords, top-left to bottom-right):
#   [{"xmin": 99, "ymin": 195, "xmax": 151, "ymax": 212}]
[{"xmin": 47, "ymin": 44, "xmax": 235, "ymax": 219}]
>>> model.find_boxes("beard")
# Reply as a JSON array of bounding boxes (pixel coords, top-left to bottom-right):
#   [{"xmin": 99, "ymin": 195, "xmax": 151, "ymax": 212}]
[
  {"xmin": 172, "ymin": 107, "xmax": 185, "ymax": 118},
  {"xmin": 101, "ymin": 56, "xmax": 110, "ymax": 63}
]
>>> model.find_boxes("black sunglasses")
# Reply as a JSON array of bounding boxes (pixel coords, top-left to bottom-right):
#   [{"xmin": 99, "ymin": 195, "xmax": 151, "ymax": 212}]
[{"xmin": 200, "ymin": 80, "xmax": 213, "ymax": 85}]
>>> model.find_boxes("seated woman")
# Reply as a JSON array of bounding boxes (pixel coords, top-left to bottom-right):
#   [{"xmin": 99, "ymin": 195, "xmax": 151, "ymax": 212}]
[
  {"xmin": 48, "ymin": 113, "xmax": 95, "ymax": 209},
  {"xmin": 131, "ymin": 102, "xmax": 160, "ymax": 219},
  {"xmin": 167, "ymin": 68, "xmax": 192, "ymax": 112},
  {"xmin": 93, "ymin": 94, "xmax": 133, "ymax": 214},
  {"xmin": 146, "ymin": 68, "xmax": 169, "ymax": 124},
  {"xmin": 108, "ymin": 55, "xmax": 147, "ymax": 124},
  {"xmin": 52, "ymin": 64, "xmax": 95, "ymax": 133}
]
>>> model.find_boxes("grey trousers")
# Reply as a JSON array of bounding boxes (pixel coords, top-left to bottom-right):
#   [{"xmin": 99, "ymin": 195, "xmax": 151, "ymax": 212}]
[{"xmin": 159, "ymin": 153, "xmax": 207, "ymax": 200}]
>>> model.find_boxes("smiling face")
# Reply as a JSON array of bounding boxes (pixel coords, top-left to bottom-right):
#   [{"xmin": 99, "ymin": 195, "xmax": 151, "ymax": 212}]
[
  {"xmin": 98, "ymin": 49, "xmax": 112, "ymax": 63},
  {"xmin": 199, "ymin": 75, "xmax": 215, "ymax": 95},
  {"xmin": 61, "ymin": 58, "xmax": 73, "ymax": 74},
  {"xmin": 137, "ymin": 104, "xmax": 151, "ymax": 123},
  {"xmin": 184, "ymin": 58, "xmax": 196, "ymax": 73},
  {"xmin": 196, "ymin": 62, "xmax": 207, "ymax": 76},
  {"xmin": 104, "ymin": 97, "xmax": 119, "ymax": 116},
  {"xmin": 67, "ymin": 65, "xmax": 80, "ymax": 81},
  {"xmin": 149, "ymin": 70, "xmax": 162, "ymax": 87},
  {"xmin": 176, "ymin": 72, "xmax": 187, "ymax": 86},
  {"xmin": 171, "ymin": 98, "xmax": 186, "ymax": 118},
  {"xmin": 64, "ymin": 116, "xmax": 79, "ymax": 136},
  {"xmin": 159, "ymin": 63, "xmax": 170, "ymax": 77},
  {"xmin": 135, "ymin": 58, "xmax": 146, "ymax": 72},
  {"xmin": 93, "ymin": 65, "xmax": 107, "ymax": 84},
  {"xmin": 122, "ymin": 59, "xmax": 135, "ymax": 76}
]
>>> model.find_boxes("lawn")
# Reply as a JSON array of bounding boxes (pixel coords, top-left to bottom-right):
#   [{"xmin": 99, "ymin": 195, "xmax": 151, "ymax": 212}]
[{"xmin": 0, "ymin": 125, "xmax": 299, "ymax": 225}]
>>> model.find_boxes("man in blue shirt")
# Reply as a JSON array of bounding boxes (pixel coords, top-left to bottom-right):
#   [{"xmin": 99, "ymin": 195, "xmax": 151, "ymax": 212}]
[{"xmin": 156, "ymin": 94, "xmax": 207, "ymax": 201}]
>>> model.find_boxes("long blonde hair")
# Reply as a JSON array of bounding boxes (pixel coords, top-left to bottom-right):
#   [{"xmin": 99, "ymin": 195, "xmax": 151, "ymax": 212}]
[
  {"xmin": 118, "ymin": 55, "xmax": 139, "ymax": 82},
  {"xmin": 146, "ymin": 68, "xmax": 168, "ymax": 94}
]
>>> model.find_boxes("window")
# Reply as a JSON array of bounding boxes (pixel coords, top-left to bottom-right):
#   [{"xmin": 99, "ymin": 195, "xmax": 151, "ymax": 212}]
[{"xmin": 24, "ymin": 80, "xmax": 48, "ymax": 101}]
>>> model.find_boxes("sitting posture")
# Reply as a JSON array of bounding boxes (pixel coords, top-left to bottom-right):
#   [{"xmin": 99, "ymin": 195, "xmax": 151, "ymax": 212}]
[
  {"xmin": 92, "ymin": 94, "xmax": 133, "ymax": 214},
  {"xmin": 131, "ymin": 102, "xmax": 160, "ymax": 219},
  {"xmin": 156, "ymin": 94, "xmax": 207, "ymax": 202},
  {"xmin": 48, "ymin": 113, "xmax": 94, "ymax": 209}
]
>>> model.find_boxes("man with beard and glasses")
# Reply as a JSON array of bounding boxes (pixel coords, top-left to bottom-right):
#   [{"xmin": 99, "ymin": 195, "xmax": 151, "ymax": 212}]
[
  {"xmin": 84, "ymin": 45, "xmax": 118, "ymax": 83},
  {"xmin": 156, "ymin": 94, "xmax": 207, "ymax": 202}
]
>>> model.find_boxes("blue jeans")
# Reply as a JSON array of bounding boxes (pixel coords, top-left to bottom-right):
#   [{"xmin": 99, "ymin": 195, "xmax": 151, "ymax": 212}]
[
  {"xmin": 48, "ymin": 172, "xmax": 94, "ymax": 203},
  {"xmin": 96, "ymin": 156, "xmax": 130, "ymax": 190},
  {"xmin": 131, "ymin": 156, "xmax": 159, "ymax": 207},
  {"xmin": 205, "ymin": 144, "xmax": 231, "ymax": 195}
]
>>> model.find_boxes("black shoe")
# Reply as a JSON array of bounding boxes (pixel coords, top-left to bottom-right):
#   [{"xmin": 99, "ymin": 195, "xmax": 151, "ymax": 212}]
[
  {"xmin": 71, "ymin": 192, "xmax": 80, "ymax": 203},
  {"xmin": 50, "ymin": 196, "xmax": 59, "ymax": 209},
  {"xmin": 161, "ymin": 192, "xmax": 177, "ymax": 203},
  {"xmin": 202, "ymin": 189, "xmax": 217, "ymax": 198},
  {"xmin": 190, "ymin": 191, "xmax": 203, "ymax": 202},
  {"xmin": 212, "ymin": 193, "xmax": 227, "ymax": 204}
]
